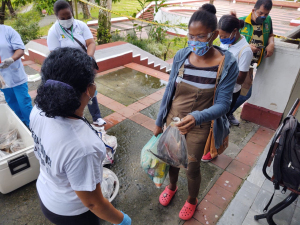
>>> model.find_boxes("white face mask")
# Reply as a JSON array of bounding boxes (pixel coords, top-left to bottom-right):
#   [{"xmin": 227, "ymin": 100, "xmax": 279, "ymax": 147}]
[{"xmin": 58, "ymin": 17, "xmax": 74, "ymax": 29}]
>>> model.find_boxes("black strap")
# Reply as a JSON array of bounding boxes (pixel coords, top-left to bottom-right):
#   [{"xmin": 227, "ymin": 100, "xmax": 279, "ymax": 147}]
[
  {"xmin": 273, "ymin": 117, "xmax": 290, "ymax": 189},
  {"xmin": 63, "ymin": 28, "xmax": 99, "ymax": 70},
  {"xmin": 71, "ymin": 114, "xmax": 99, "ymax": 137},
  {"xmin": 64, "ymin": 28, "xmax": 88, "ymax": 53},
  {"xmin": 264, "ymin": 188, "xmax": 276, "ymax": 212},
  {"xmin": 281, "ymin": 186, "xmax": 287, "ymax": 194}
]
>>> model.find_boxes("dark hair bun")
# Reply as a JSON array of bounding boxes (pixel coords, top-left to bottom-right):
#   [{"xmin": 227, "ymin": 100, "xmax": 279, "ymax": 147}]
[
  {"xmin": 199, "ymin": 3, "xmax": 216, "ymax": 15},
  {"xmin": 239, "ymin": 20, "xmax": 245, "ymax": 29}
]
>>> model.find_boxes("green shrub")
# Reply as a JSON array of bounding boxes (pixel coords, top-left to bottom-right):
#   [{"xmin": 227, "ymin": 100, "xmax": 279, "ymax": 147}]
[
  {"xmin": 146, "ymin": 42, "xmax": 167, "ymax": 58},
  {"xmin": 12, "ymin": 10, "xmax": 40, "ymax": 44}
]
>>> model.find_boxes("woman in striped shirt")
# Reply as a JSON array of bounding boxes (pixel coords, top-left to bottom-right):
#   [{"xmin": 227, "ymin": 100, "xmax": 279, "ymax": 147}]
[{"xmin": 154, "ymin": 4, "xmax": 239, "ymax": 221}]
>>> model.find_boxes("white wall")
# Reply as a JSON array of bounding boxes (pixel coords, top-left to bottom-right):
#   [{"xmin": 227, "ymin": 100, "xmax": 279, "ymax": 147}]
[{"xmin": 248, "ymin": 41, "xmax": 300, "ymax": 113}]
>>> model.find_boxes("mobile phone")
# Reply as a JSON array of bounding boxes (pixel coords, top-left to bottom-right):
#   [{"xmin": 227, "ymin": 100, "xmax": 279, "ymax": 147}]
[{"xmin": 257, "ymin": 45, "xmax": 265, "ymax": 49}]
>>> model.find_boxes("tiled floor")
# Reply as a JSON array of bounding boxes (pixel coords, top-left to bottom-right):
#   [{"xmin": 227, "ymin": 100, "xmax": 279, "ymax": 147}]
[
  {"xmin": 20, "ymin": 60, "xmax": 283, "ymax": 225},
  {"xmin": 216, "ymin": 130, "xmax": 300, "ymax": 225},
  {"xmin": 184, "ymin": 127, "xmax": 276, "ymax": 225}
]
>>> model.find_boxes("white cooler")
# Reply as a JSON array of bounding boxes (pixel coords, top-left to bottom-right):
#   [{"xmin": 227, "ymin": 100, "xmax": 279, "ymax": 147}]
[{"xmin": 0, "ymin": 104, "xmax": 39, "ymax": 194}]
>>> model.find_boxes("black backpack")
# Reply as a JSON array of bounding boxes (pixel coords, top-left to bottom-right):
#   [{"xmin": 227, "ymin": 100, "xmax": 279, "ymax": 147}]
[
  {"xmin": 264, "ymin": 115, "xmax": 300, "ymax": 212},
  {"xmin": 273, "ymin": 115, "xmax": 300, "ymax": 192}
]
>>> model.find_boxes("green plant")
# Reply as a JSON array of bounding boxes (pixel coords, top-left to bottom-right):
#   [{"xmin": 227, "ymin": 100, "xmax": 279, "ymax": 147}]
[
  {"xmin": 148, "ymin": 21, "xmax": 168, "ymax": 43},
  {"xmin": 13, "ymin": 0, "xmax": 56, "ymax": 15},
  {"xmin": 12, "ymin": 10, "xmax": 40, "ymax": 44},
  {"xmin": 146, "ymin": 42, "xmax": 167, "ymax": 57}
]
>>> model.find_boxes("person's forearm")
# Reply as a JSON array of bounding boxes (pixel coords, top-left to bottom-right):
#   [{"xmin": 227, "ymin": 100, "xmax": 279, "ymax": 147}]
[
  {"xmin": 268, "ymin": 35, "xmax": 274, "ymax": 46},
  {"xmin": 236, "ymin": 71, "xmax": 248, "ymax": 85},
  {"xmin": 89, "ymin": 198, "xmax": 123, "ymax": 224},
  {"xmin": 11, "ymin": 49, "xmax": 24, "ymax": 61},
  {"xmin": 87, "ymin": 42, "xmax": 96, "ymax": 57}
]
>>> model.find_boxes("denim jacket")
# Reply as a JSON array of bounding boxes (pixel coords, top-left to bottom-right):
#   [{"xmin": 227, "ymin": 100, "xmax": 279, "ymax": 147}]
[{"xmin": 155, "ymin": 46, "xmax": 239, "ymax": 149}]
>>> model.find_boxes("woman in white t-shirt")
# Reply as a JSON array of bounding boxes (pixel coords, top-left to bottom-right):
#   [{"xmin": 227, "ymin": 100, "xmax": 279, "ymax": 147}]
[
  {"xmin": 30, "ymin": 47, "xmax": 131, "ymax": 225},
  {"xmin": 219, "ymin": 14, "xmax": 253, "ymax": 126},
  {"xmin": 47, "ymin": 0, "xmax": 106, "ymax": 127}
]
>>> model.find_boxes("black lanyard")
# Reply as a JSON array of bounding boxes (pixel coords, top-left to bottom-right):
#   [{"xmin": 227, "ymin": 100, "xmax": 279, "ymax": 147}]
[
  {"xmin": 71, "ymin": 114, "xmax": 100, "ymax": 138},
  {"xmin": 70, "ymin": 114, "xmax": 116, "ymax": 154}
]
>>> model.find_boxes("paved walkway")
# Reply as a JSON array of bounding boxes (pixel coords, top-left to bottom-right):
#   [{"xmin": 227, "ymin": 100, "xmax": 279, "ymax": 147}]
[
  {"xmin": 169, "ymin": 1, "xmax": 300, "ymax": 36},
  {"xmin": 184, "ymin": 126, "xmax": 276, "ymax": 225},
  {"xmin": 2, "ymin": 58, "xmax": 266, "ymax": 224},
  {"xmin": 218, "ymin": 136, "xmax": 300, "ymax": 225},
  {"xmin": 106, "ymin": 1, "xmax": 299, "ymax": 37}
]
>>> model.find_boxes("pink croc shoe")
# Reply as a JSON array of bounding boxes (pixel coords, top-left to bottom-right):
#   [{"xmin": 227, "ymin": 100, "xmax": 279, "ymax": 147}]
[
  {"xmin": 201, "ymin": 152, "xmax": 218, "ymax": 162},
  {"xmin": 179, "ymin": 199, "xmax": 198, "ymax": 220},
  {"xmin": 159, "ymin": 186, "xmax": 178, "ymax": 206}
]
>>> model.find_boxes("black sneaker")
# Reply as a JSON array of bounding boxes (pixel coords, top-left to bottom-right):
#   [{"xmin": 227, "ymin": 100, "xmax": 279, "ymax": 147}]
[{"xmin": 227, "ymin": 114, "xmax": 240, "ymax": 126}]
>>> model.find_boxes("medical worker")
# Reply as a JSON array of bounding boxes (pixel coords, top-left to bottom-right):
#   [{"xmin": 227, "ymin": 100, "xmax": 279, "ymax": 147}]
[
  {"xmin": 0, "ymin": 25, "xmax": 32, "ymax": 127},
  {"xmin": 47, "ymin": 0, "xmax": 106, "ymax": 127},
  {"xmin": 31, "ymin": 47, "xmax": 131, "ymax": 225}
]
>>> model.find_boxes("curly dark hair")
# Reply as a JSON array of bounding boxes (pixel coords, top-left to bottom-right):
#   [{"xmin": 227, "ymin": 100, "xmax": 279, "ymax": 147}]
[{"xmin": 35, "ymin": 47, "xmax": 95, "ymax": 118}]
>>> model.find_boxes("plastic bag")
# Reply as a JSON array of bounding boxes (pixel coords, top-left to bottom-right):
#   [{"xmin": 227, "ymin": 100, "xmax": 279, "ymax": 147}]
[
  {"xmin": 0, "ymin": 91, "xmax": 5, "ymax": 104},
  {"xmin": 101, "ymin": 169, "xmax": 116, "ymax": 199},
  {"xmin": 0, "ymin": 129, "xmax": 18, "ymax": 151},
  {"xmin": 0, "ymin": 73, "xmax": 8, "ymax": 89},
  {"xmin": 141, "ymin": 134, "xmax": 170, "ymax": 188},
  {"xmin": 98, "ymin": 128, "xmax": 117, "ymax": 165},
  {"xmin": 0, "ymin": 150, "xmax": 9, "ymax": 159},
  {"xmin": 10, "ymin": 139, "xmax": 25, "ymax": 153},
  {"xmin": 155, "ymin": 122, "xmax": 188, "ymax": 168}
]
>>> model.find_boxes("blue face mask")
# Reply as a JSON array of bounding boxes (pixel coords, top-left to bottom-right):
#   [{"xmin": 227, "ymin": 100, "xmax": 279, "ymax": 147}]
[
  {"xmin": 188, "ymin": 35, "xmax": 213, "ymax": 56},
  {"xmin": 220, "ymin": 32, "xmax": 236, "ymax": 45}
]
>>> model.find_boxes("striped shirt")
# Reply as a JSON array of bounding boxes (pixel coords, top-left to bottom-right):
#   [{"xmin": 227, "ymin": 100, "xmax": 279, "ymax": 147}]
[{"xmin": 176, "ymin": 59, "xmax": 218, "ymax": 89}]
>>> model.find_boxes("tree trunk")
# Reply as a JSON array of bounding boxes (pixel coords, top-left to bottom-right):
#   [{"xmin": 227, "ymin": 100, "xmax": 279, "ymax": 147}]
[
  {"xmin": 0, "ymin": 0, "xmax": 6, "ymax": 24},
  {"xmin": 106, "ymin": 0, "xmax": 112, "ymax": 23},
  {"xmin": 5, "ymin": 0, "xmax": 15, "ymax": 17},
  {"xmin": 97, "ymin": 0, "xmax": 112, "ymax": 44},
  {"xmin": 80, "ymin": 2, "xmax": 91, "ymax": 19}
]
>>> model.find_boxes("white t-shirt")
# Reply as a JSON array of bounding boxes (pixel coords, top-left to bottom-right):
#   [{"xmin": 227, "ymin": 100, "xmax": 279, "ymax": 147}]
[
  {"xmin": 30, "ymin": 106, "xmax": 106, "ymax": 216},
  {"xmin": 220, "ymin": 36, "xmax": 253, "ymax": 93},
  {"xmin": 47, "ymin": 19, "xmax": 94, "ymax": 51}
]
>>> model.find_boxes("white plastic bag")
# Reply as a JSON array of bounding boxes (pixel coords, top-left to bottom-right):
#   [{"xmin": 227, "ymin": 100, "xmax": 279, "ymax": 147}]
[
  {"xmin": 0, "ymin": 91, "xmax": 5, "ymax": 104},
  {"xmin": 0, "ymin": 72, "xmax": 9, "ymax": 89},
  {"xmin": 10, "ymin": 139, "xmax": 25, "ymax": 153},
  {"xmin": 0, "ymin": 129, "xmax": 18, "ymax": 151},
  {"xmin": 101, "ymin": 169, "xmax": 116, "ymax": 199},
  {"xmin": 97, "ymin": 127, "xmax": 118, "ymax": 165},
  {"xmin": 0, "ymin": 150, "xmax": 9, "ymax": 159}
]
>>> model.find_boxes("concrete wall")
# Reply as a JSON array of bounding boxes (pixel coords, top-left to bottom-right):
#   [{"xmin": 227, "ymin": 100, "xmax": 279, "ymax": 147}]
[
  {"xmin": 248, "ymin": 42, "xmax": 300, "ymax": 114},
  {"xmin": 241, "ymin": 39, "xmax": 300, "ymax": 129}
]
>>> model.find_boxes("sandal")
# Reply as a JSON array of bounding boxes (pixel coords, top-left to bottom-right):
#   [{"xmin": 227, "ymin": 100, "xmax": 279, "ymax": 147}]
[
  {"xmin": 179, "ymin": 199, "xmax": 198, "ymax": 220},
  {"xmin": 159, "ymin": 186, "xmax": 178, "ymax": 206}
]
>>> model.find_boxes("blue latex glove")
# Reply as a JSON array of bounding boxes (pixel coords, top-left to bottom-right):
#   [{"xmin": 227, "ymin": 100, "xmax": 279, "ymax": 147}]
[{"xmin": 115, "ymin": 211, "xmax": 131, "ymax": 225}]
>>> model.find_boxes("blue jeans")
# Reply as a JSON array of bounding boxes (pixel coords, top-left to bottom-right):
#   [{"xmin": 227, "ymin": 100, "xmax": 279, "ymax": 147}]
[
  {"xmin": 2, "ymin": 83, "xmax": 33, "ymax": 127},
  {"xmin": 230, "ymin": 86, "xmax": 252, "ymax": 115},
  {"xmin": 87, "ymin": 96, "xmax": 102, "ymax": 122}
]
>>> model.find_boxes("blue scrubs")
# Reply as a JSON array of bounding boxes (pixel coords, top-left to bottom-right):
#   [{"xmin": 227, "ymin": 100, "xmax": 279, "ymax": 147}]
[{"xmin": 0, "ymin": 25, "xmax": 32, "ymax": 127}]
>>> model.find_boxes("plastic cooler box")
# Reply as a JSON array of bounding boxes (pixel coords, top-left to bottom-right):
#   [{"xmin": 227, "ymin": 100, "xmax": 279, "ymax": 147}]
[{"xmin": 0, "ymin": 104, "xmax": 39, "ymax": 194}]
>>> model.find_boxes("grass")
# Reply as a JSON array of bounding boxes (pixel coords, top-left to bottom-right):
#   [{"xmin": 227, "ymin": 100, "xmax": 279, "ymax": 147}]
[
  {"xmin": 83, "ymin": 0, "xmax": 148, "ymax": 20},
  {"xmin": 111, "ymin": 0, "xmax": 147, "ymax": 18},
  {"xmin": 39, "ymin": 23, "xmax": 53, "ymax": 36}
]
